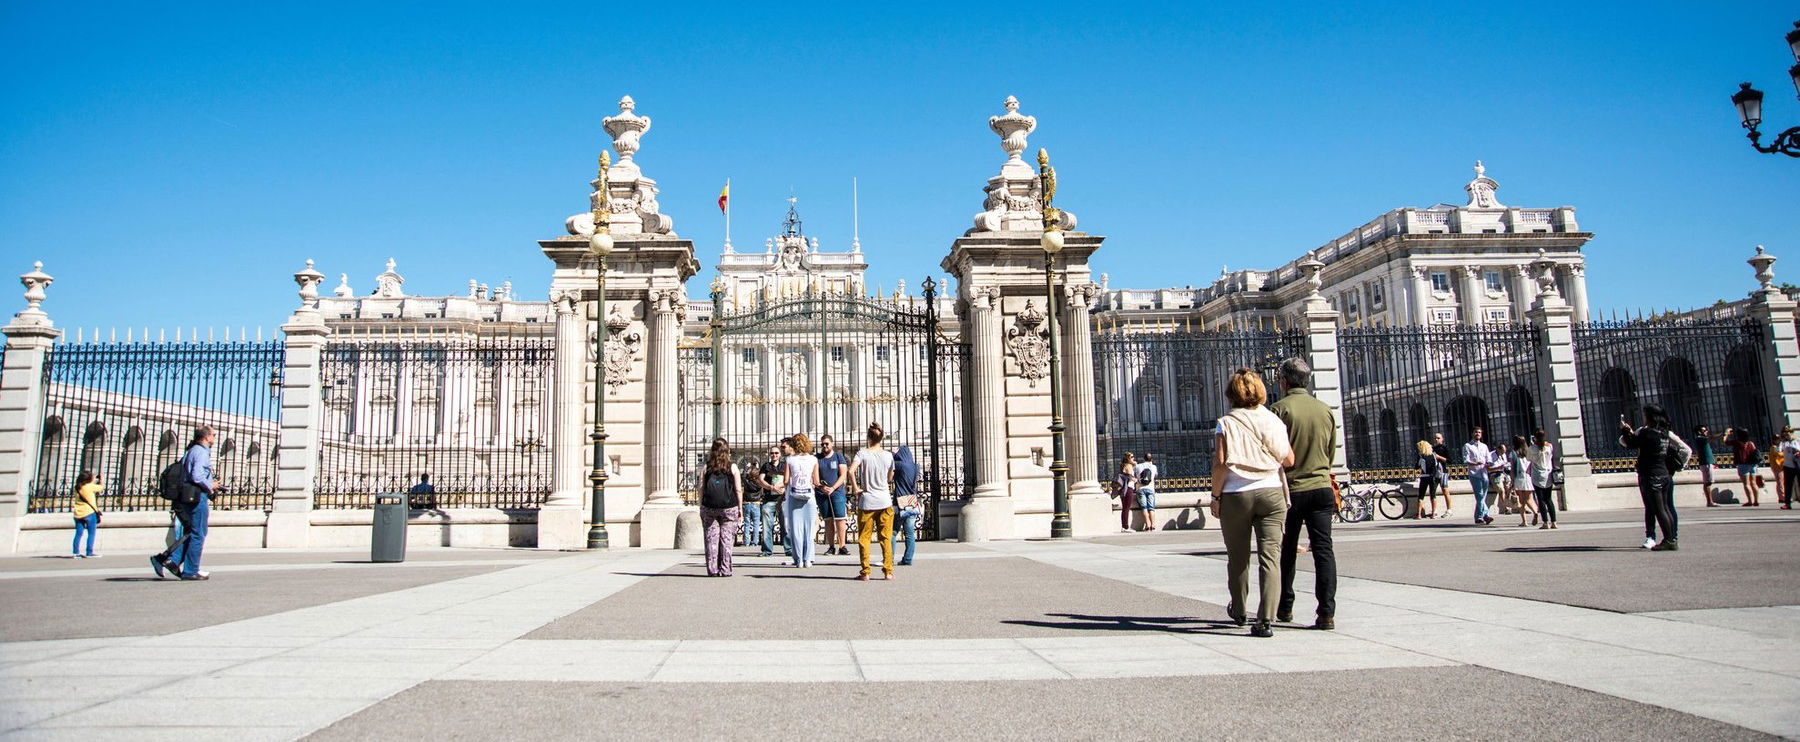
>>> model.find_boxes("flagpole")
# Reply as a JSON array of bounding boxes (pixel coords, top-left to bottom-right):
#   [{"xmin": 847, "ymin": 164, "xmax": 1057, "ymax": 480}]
[{"xmin": 724, "ymin": 178, "xmax": 732, "ymax": 251}]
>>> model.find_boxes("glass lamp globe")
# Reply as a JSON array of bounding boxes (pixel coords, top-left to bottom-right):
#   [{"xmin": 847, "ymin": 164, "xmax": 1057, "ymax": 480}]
[
  {"xmin": 588, "ymin": 231, "xmax": 614, "ymax": 257},
  {"xmin": 1041, "ymin": 228, "xmax": 1066, "ymax": 255}
]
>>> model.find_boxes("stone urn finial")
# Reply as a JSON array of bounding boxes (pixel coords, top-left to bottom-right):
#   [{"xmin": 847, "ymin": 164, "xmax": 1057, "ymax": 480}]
[
  {"xmin": 294, "ymin": 259, "xmax": 325, "ymax": 312},
  {"xmin": 604, "ymin": 95, "xmax": 650, "ymax": 163},
  {"xmin": 989, "ymin": 95, "xmax": 1037, "ymax": 164},
  {"xmin": 1297, "ymin": 251, "xmax": 1325, "ymax": 299},
  {"xmin": 15, "ymin": 261, "xmax": 53, "ymax": 325},
  {"xmin": 1531, "ymin": 248, "xmax": 1560, "ymax": 297},
  {"xmin": 1749, "ymin": 245, "xmax": 1777, "ymax": 293}
]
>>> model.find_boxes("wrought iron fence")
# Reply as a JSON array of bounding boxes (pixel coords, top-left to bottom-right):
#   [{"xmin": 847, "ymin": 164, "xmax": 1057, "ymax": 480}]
[
  {"xmin": 28, "ymin": 339, "xmax": 285, "ymax": 513},
  {"xmin": 314, "ymin": 337, "xmax": 554, "ymax": 509},
  {"xmin": 1092, "ymin": 324, "xmax": 1304, "ymax": 488},
  {"xmin": 1574, "ymin": 319, "xmax": 1769, "ymax": 472},
  {"xmin": 1340, "ymin": 324, "xmax": 1543, "ymax": 481}
]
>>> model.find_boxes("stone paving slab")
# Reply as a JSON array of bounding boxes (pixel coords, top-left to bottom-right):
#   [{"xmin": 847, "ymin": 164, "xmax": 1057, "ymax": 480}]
[
  {"xmin": 525, "ymin": 546, "xmax": 1226, "ymax": 640},
  {"xmin": 301, "ymin": 668, "xmax": 1778, "ymax": 742}
]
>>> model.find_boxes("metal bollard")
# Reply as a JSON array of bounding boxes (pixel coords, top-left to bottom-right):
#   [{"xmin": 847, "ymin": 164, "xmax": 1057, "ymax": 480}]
[{"xmin": 372, "ymin": 494, "xmax": 407, "ymax": 563}]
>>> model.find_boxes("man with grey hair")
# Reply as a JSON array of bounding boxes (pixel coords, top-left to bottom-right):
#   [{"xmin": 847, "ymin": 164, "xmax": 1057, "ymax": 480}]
[{"xmin": 1269, "ymin": 357, "xmax": 1338, "ymax": 630}]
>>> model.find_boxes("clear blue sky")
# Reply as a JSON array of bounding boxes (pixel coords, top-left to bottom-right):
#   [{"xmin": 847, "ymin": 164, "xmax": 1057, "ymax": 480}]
[{"xmin": 2, "ymin": 1, "xmax": 1795, "ymax": 336}]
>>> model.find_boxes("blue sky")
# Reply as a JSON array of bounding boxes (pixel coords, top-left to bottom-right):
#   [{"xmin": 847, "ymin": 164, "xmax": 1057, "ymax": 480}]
[{"xmin": 2, "ymin": 1, "xmax": 1795, "ymax": 336}]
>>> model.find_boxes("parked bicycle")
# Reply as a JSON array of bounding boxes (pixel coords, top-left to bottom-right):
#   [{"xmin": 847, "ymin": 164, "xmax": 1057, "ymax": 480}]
[
  {"xmin": 1340, "ymin": 480, "xmax": 1414, "ymax": 521},
  {"xmin": 1336, "ymin": 487, "xmax": 1373, "ymax": 523}
]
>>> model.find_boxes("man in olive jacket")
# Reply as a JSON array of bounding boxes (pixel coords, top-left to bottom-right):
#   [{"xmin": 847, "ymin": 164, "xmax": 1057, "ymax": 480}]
[{"xmin": 1270, "ymin": 357, "xmax": 1338, "ymax": 630}]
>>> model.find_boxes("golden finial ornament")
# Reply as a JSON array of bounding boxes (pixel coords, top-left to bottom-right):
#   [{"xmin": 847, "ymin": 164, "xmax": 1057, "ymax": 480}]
[
  {"xmin": 1037, "ymin": 147, "xmax": 1059, "ymax": 230},
  {"xmin": 593, "ymin": 151, "xmax": 612, "ymax": 232}
]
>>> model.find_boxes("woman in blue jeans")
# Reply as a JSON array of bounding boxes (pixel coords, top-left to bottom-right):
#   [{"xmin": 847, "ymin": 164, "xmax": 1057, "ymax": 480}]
[
  {"xmin": 71, "ymin": 470, "xmax": 102, "ymax": 558},
  {"xmin": 890, "ymin": 445, "xmax": 921, "ymax": 565}
]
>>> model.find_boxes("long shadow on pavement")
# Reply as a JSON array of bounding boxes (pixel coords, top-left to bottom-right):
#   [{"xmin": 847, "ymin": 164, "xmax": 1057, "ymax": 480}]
[{"xmin": 1001, "ymin": 612, "xmax": 1243, "ymax": 636}]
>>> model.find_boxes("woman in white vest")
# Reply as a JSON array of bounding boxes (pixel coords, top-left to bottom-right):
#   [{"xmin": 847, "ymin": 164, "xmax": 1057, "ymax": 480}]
[{"xmin": 781, "ymin": 433, "xmax": 822, "ymax": 568}]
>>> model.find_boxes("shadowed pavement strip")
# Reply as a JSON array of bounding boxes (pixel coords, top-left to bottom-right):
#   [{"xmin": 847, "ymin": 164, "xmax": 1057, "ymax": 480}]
[
  {"xmin": 526, "ymin": 550, "xmax": 1227, "ymax": 641},
  {"xmin": 304, "ymin": 667, "xmax": 1776, "ymax": 742}
]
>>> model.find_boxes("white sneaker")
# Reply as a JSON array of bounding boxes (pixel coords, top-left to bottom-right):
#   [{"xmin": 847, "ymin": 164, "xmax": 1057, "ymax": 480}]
[
  {"xmin": 198, "ymin": 570, "xmax": 211, "ymax": 578},
  {"xmin": 1641, "ymin": 537, "xmax": 1656, "ymax": 549}
]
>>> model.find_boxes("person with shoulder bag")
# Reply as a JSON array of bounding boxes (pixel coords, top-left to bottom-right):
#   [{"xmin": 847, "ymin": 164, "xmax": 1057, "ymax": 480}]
[
  {"xmin": 781, "ymin": 434, "xmax": 821, "ymax": 569},
  {"xmin": 1620, "ymin": 405, "xmax": 1683, "ymax": 551},
  {"xmin": 890, "ymin": 444, "xmax": 922, "ymax": 566},
  {"xmin": 151, "ymin": 425, "xmax": 219, "ymax": 580},
  {"xmin": 71, "ymin": 470, "xmax": 102, "ymax": 558},
  {"xmin": 1114, "ymin": 453, "xmax": 1138, "ymax": 532},
  {"xmin": 697, "ymin": 437, "xmax": 744, "ymax": 577},
  {"xmin": 1211, "ymin": 369, "xmax": 1294, "ymax": 638},
  {"xmin": 1269, "ymin": 358, "xmax": 1339, "ymax": 631}
]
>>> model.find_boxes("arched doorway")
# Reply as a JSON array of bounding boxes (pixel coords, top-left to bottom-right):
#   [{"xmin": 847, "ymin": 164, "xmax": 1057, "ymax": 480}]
[
  {"xmin": 1409, "ymin": 403, "xmax": 1431, "ymax": 453},
  {"xmin": 1657, "ymin": 357, "xmax": 1702, "ymax": 437},
  {"xmin": 1443, "ymin": 395, "xmax": 1491, "ymax": 454},
  {"xmin": 1349, "ymin": 413, "xmax": 1370, "ymax": 468},
  {"xmin": 1504, "ymin": 385, "xmax": 1537, "ymax": 441},
  {"xmin": 1378, "ymin": 409, "xmax": 1400, "ymax": 467}
]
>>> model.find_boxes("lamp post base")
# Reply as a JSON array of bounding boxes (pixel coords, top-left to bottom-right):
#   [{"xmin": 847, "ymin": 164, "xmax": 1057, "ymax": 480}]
[{"xmin": 586, "ymin": 525, "xmax": 610, "ymax": 550}]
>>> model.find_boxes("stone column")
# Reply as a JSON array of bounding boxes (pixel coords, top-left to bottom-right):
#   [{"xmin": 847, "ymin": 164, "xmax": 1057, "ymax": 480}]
[
  {"xmin": 960, "ymin": 285, "xmax": 1013, "ymax": 540},
  {"xmin": 537, "ymin": 290, "xmax": 586, "ymax": 549},
  {"xmin": 1747, "ymin": 247, "xmax": 1800, "ymax": 430},
  {"xmin": 268, "ymin": 261, "xmax": 330, "ymax": 548},
  {"xmin": 1526, "ymin": 256, "xmax": 1596, "ymax": 507},
  {"xmin": 1062, "ymin": 283, "xmax": 1109, "ymax": 535},
  {"xmin": 1512, "ymin": 263, "xmax": 1536, "ymax": 323},
  {"xmin": 0, "ymin": 262, "xmax": 59, "ymax": 553},
  {"xmin": 1459, "ymin": 266, "xmax": 1484, "ymax": 325},
  {"xmin": 1409, "ymin": 266, "xmax": 1431, "ymax": 326},
  {"xmin": 637, "ymin": 288, "xmax": 686, "ymax": 548},
  {"xmin": 1299, "ymin": 306, "xmax": 1350, "ymax": 475},
  {"xmin": 1566, "ymin": 264, "xmax": 1591, "ymax": 324}
]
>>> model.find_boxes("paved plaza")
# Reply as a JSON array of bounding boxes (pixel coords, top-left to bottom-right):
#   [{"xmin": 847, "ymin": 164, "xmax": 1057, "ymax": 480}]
[{"xmin": 1, "ymin": 507, "xmax": 1797, "ymax": 740}]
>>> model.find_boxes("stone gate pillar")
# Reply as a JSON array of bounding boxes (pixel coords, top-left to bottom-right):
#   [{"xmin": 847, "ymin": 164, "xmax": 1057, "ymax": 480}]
[
  {"xmin": 1746, "ymin": 246, "xmax": 1800, "ymax": 430},
  {"xmin": 1296, "ymin": 254, "xmax": 1350, "ymax": 476},
  {"xmin": 941, "ymin": 96, "xmax": 1105, "ymax": 540},
  {"xmin": 539, "ymin": 95, "xmax": 698, "ymax": 549},
  {"xmin": 268, "ymin": 260, "xmax": 330, "ymax": 548},
  {"xmin": 538, "ymin": 290, "xmax": 587, "ymax": 549},
  {"xmin": 1060, "ymin": 282, "xmax": 1111, "ymax": 536},
  {"xmin": 1526, "ymin": 252, "xmax": 1596, "ymax": 506},
  {"xmin": 0, "ymin": 262, "xmax": 59, "ymax": 554}
]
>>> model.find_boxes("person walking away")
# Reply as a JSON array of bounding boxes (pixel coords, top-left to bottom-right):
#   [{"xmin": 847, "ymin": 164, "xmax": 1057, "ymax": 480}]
[
  {"xmin": 1414, "ymin": 441, "xmax": 1438, "ymax": 520},
  {"xmin": 1780, "ymin": 428, "xmax": 1800, "ymax": 510},
  {"xmin": 1431, "ymin": 433, "xmax": 1453, "ymax": 519},
  {"xmin": 1507, "ymin": 436, "xmax": 1537, "ymax": 527},
  {"xmin": 697, "ymin": 438, "xmax": 743, "ymax": 577},
  {"xmin": 71, "ymin": 470, "xmax": 102, "ymax": 558},
  {"xmin": 1729, "ymin": 428, "xmax": 1761, "ymax": 506},
  {"xmin": 781, "ymin": 435, "xmax": 821, "ymax": 568},
  {"xmin": 1525, "ymin": 429, "xmax": 1558, "ymax": 529},
  {"xmin": 1211, "ymin": 368, "xmax": 1294, "ymax": 638},
  {"xmin": 1464, "ymin": 427, "xmax": 1494, "ymax": 525},
  {"xmin": 1489, "ymin": 443, "xmax": 1513, "ymax": 516},
  {"xmin": 1692, "ymin": 425, "xmax": 1719, "ymax": 507},
  {"xmin": 816, "ymin": 435, "xmax": 850, "ymax": 556},
  {"xmin": 1114, "ymin": 453, "xmax": 1138, "ymax": 532},
  {"xmin": 1621, "ymin": 405, "xmax": 1686, "ymax": 551},
  {"xmin": 1134, "ymin": 453, "xmax": 1160, "ymax": 531},
  {"xmin": 890, "ymin": 444, "xmax": 921, "ymax": 566},
  {"xmin": 754, "ymin": 444, "xmax": 787, "ymax": 557},
  {"xmin": 157, "ymin": 426, "xmax": 218, "ymax": 580},
  {"xmin": 1270, "ymin": 358, "xmax": 1337, "ymax": 631},
  {"xmin": 849, "ymin": 423, "xmax": 897, "ymax": 581},
  {"xmin": 407, "ymin": 473, "xmax": 438, "ymax": 510}
]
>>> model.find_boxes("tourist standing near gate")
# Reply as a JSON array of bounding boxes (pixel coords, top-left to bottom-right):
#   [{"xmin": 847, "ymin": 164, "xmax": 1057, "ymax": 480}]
[
  {"xmin": 697, "ymin": 438, "xmax": 743, "ymax": 577},
  {"xmin": 1525, "ymin": 429, "xmax": 1558, "ymax": 529},
  {"xmin": 738, "ymin": 455, "xmax": 763, "ymax": 550},
  {"xmin": 816, "ymin": 435, "xmax": 850, "ymax": 556},
  {"xmin": 1464, "ymin": 427, "xmax": 1495, "ymax": 525},
  {"xmin": 849, "ymin": 422, "xmax": 896, "ymax": 581},
  {"xmin": 1430, "ymin": 432, "xmax": 1452, "ymax": 519},
  {"xmin": 752, "ymin": 444, "xmax": 786, "ymax": 557},
  {"xmin": 1114, "ymin": 453, "xmax": 1138, "ymax": 532},
  {"xmin": 1692, "ymin": 425, "xmax": 1718, "ymax": 507},
  {"xmin": 1507, "ymin": 436, "xmax": 1538, "ymax": 527},
  {"xmin": 1134, "ymin": 453, "xmax": 1159, "ymax": 531},
  {"xmin": 781, "ymin": 435, "xmax": 820, "ymax": 568},
  {"xmin": 71, "ymin": 470, "xmax": 102, "ymax": 558},
  {"xmin": 1777, "ymin": 428, "xmax": 1800, "ymax": 510},
  {"xmin": 891, "ymin": 444, "xmax": 921, "ymax": 566},
  {"xmin": 1415, "ymin": 441, "xmax": 1440, "ymax": 519},
  {"xmin": 1621, "ymin": 405, "xmax": 1686, "ymax": 551},
  {"xmin": 1729, "ymin": 428, "xmax": 1761, "ymax": 506},
  {"xmin": 1271, "ymin": 358, "xmax": 1337, "ymax": 632},
  {"xmin": 1211, "ymin": 369, "xmax": 1293, "ymax": 638}
]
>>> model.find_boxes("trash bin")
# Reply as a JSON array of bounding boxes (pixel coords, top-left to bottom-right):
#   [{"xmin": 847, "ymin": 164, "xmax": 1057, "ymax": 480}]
[{"xmin": 372, "ymin": 493, "xmax": 407, "ymax": 563}]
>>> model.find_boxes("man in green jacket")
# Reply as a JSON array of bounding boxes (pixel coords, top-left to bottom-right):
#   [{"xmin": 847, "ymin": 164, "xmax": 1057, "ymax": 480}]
[{"xmin": 1270, "ymin": 357, "xmax": 1338, "ymax": 630}]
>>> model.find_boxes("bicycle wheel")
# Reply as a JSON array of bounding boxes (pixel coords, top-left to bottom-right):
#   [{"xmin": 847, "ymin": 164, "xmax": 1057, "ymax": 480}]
[
  {"xmin": 1378, "ymin": 488, "xmax": 1409, "ymax": 520},
  {"xmin": 1338, "ymin": 493, "xmax": 1368, "ymax": 523}
]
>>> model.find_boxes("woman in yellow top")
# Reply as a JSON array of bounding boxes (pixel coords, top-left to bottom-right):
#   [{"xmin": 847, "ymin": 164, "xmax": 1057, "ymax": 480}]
[{"xmin": 71, "ymin": 470, "xmax": 101, "ymax": 558}]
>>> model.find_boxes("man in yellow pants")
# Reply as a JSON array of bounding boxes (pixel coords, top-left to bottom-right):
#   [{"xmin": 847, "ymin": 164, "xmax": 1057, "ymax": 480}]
[{"xmin": 848, "ymin": 422, "xmax": 896, "ymax": 581}]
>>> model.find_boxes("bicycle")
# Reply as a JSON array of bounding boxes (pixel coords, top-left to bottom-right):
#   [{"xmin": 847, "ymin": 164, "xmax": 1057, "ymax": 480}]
[
  {"xmin": 1335, "ymin": 489, "xmax": 1373, "ymax": 523},
  {"xmin": 1342, "ymin": 481, "xmax": 1413, "ymax": 520}
]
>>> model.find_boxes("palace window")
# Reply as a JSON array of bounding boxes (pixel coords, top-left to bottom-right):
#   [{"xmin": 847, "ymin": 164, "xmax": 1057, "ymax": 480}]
[
  {"xmin": 1430, "ymin": 272, "xmax": 1451, "ymax": 294},
  {"xmin": 875, "ymin": 346, "xmax": 891, "ymax": 363},
  {"xmin": 1369, "ymin": 281, "xmax": 1385, "ymax": 308},
  {"xmin": 830, "ymin": 346, "xmax": 845, "ymax": 364},
  {"xmin": 1484, "ymin": 271, "xmax": 1505, "ymax": 294},
  {"xmin": 741, "ymin": 348, "xmax": 756, "ymax": 364},
  {"xmin": 1486, "ymin": 307, "xmax": 1511, "ymax": 324}
]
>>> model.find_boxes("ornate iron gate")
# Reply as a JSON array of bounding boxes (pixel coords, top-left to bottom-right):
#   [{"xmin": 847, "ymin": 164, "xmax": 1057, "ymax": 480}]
[{"xmin": 677, "ymin": 279, "xmax": 965, "ymax": 540}]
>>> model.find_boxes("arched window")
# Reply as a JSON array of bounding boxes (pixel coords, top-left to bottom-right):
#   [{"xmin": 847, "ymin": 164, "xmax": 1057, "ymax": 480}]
[
  {"xmin": 79, "ymin": 421, "xmax": 107, "ymax": 478},
  {"xmin": 1138, "ymin": 381, "xmax": 1165, "ymax": 431},
  {"xmin": 1177, "ymin": 380, "xmax": 1203, "ymax": 423},
  {"xmin": 1504, "ymin": 385, "xmax": 1537, "ymax": 441},
  {"xmin": 1657, "ymin": 357, "xmax": 1702, "ymax": 437},
  {"xmin": 1594, "ymin": 367, "xmax": 1640, "ymax": 455},
  {"xmin": 1443, "ymin": 396, "xmax": 1491, "ymax": 454},
  {"xmin": 118, "ymin": 426, "xmax": 144, "ymax": 497},
  {"xmin": 1408, "ymin": 404, "xmax": 1432, "ymax": 452},
  {"xmin": 1378, "ymin": 409, "xmax": 1400, "ymax": 467},
  {"xmin": 36, "ymin": 416, "xmax": 66, "ymax": 497},
  {"xmin": 1726, "ymin": 346, "xmax": 1767, "ymax": 442},
  {"xmin": 1350, "ymin": 414, "xmax": 1370, "ymax": 468}
]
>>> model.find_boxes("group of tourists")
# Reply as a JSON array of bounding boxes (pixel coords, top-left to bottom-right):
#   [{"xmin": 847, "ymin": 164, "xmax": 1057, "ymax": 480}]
[
  {"xmin": 1415, "ymin": 428, "xmax": 1560, "ymax": 527},
  {"xmin": 1109, "ymin": 452, "xmax": 1159, "ymax": 531},
  {"xmin": 695, "ymin": 423, "xmax": 922, "ymax": 580},
  {"xmin": 1703, "ymin": 423, "xmax": 1800, "ymax": 510},
  {"xmin": 1210, "ymin": 358, "xmax": 1340, "ymax": 638}
]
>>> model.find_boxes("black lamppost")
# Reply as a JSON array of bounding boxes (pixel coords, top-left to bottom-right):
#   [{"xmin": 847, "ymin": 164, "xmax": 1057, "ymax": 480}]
[
  {"xmin": 587, "ymin": 152, "xmax": 615, "ymax": 549},
  {"xmin": 1038, "ymin": 148, "xmax": 1071, "ymax": 539},
  {"xmin": 1729, "ymin": 21, "xmax": 1800, "ymax": 158}
]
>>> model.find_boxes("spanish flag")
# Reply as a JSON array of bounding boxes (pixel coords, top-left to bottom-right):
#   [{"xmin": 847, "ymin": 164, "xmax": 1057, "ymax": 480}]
[{"xmin": 718, "ymin": 182, "xmax": 729, "ymax": 214}]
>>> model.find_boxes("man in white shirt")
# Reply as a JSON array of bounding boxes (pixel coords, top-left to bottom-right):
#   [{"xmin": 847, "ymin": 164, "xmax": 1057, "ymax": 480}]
[
  {"xmin": 1134, "ymin": 454, "xmax": 1160, "ymax": 531},
  {"xmin": 1463, "ymin": 427, "xmax": 1495, "ymax": 525}
]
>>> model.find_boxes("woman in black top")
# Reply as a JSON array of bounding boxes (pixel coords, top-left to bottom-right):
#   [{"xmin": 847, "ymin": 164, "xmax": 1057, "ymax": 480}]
[{"xmin": 1620, "ymin": 404, "xmax": 1682, "ymax": 551}]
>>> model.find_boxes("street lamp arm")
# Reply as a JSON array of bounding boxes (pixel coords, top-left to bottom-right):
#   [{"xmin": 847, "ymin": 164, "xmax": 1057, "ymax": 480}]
[{"xmin": 1746, "ymin": 124, "xmax": 1800, "ymax": 157}]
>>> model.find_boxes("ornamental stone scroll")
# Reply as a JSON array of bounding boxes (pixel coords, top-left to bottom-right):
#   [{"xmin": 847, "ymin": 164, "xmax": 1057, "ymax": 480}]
[
  {"xmin": 588, "ymin": 303, "xmax": 642, "ymax": 396},
  {"xmin": 1006, "ymin": 299, "xmax": 1052, "ymax": 387}
]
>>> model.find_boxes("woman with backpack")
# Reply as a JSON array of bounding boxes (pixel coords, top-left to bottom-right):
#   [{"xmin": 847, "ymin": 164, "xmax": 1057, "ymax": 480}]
[
  {"xmin": 1620, "ymin": 404, "xmax": 1689, "ymax": 551},
  {"xmin": 697, "ymin": 438, "xmax": 744, "ymax": 577},
  {"xmin": 1114, "ymin": 453, "xmax": 1138, "ymax": 532},
  {"xmin": 781, "ymin": 434, "xmax": 822, "ymax": 568},
  {"xmin": 71, "ymin": 470, "xmax": 102, "ymax": 558}
]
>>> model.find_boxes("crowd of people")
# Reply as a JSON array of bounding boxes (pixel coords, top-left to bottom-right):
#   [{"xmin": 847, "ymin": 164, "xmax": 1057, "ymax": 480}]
[{"xmin": 1414, "ymin": 427, "xmax": 1560, "ymax": 528}]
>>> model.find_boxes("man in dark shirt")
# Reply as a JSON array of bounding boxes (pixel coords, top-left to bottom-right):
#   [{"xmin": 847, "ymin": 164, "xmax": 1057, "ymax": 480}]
[
  {"xmin": 1270, "ymin": 358, "xmax": 1339, "ymax": 631},
  {"xmin": 408, "ymin": 473, "xmax": 438, "ymax": 510},
  {"xmin": 752, "ymin": 444, "xmax": 788, "ymax": 557}
]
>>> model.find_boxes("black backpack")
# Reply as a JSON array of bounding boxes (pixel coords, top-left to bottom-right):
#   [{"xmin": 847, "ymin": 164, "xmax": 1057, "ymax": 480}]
[
  {"xmin": 1136, "ymin": 466, "xmax": 1154, "ymax": 487},
  {"xmin": 158, "ymin": 459, "xmax": 197, "ymax": 505},
  {"xmin": 700, "ymin": 470, "xmax": 737, "ymax": 509}
]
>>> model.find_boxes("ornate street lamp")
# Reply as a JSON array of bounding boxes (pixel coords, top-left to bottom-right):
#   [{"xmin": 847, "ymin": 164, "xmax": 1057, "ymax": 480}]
[
  {"xmin": 587, "ymin": 152, "xmax": 615, "ymax": 549},
  {"xmin": 1038, "ymin": 148, "xmax": 1071, "ymax": 539},
  {"xmin": 1728, "ymin": 21, "xmax": 1800, "ymax": 158}
]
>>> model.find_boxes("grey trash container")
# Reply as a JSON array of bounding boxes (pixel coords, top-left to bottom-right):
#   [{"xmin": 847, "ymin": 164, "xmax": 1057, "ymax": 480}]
[{"xmin": 372, "ymin": 494, "xmax": 407, "ymax": 563}]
